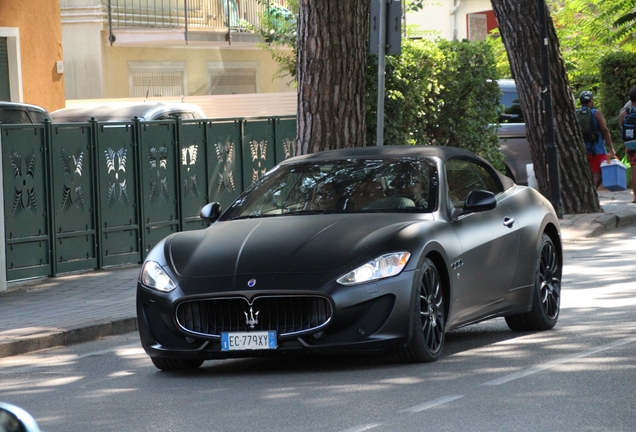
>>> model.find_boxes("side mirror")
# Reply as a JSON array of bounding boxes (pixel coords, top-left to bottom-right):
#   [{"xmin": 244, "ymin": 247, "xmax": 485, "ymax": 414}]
[
  {"xmin": 464, "ymin": 190, "xmax": 497, "ymax": 213},
  {"xmin": 200, "ymin": 202, "xmax": 222, "ymax": 225},
  {"xmin": 452, "ymin": 190, "xmax": 496, "ymax": 220},
  {"xmin": 0, "ymin": 402, "xmax": 41, "ymax": 432}
]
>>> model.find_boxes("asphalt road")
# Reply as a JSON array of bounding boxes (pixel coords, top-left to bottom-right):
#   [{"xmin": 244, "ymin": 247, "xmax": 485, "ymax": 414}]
[{"xmin": 1, "ymin": 226, "xmax": 635, "ymax": 432}]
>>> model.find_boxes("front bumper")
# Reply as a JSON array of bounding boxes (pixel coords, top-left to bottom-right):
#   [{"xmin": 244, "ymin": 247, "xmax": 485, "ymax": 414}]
[{"xmin": 136, "ymin": 270, "xmax": 417, "ymax": 360}]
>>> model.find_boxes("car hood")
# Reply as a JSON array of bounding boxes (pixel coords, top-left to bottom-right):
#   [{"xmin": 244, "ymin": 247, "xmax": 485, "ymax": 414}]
[{"xmin": 168, "ymin": 214, "xmax": 428, "ymax": 279}]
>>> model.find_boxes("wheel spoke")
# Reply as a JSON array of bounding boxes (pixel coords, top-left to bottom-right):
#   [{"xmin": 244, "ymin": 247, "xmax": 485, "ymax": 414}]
[
  {"xmin": 420, "ymin": 265, "xmax": 444, "ymax": 353},
  {"xmin": 539, "ymin": 240, "xmax": 561, "ymax": 320}
]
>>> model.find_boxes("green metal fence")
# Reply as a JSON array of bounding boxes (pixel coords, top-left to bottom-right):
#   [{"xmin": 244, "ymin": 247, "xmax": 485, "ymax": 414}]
[{"xmin": 1, "ymin": 116, "xmax": 296, "ymax": 282}]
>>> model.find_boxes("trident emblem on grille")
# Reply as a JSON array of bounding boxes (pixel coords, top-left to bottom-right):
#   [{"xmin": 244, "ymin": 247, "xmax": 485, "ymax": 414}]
[{"xmin": 244, "ymin": 307, "xmax": 259, "ymax": 329}]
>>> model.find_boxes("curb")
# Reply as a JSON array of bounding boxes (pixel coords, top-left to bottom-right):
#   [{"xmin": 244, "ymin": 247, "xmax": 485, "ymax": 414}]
[
  {"xmin": 587, "ymin": 211, "xmax": 636, "ymax": 237},
  {"xmin": 0, "ymin": 318, "xmax": 138, "ymax": 358}
]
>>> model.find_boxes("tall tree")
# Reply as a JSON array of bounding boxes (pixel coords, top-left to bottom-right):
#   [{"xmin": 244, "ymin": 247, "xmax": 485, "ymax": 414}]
[
  {"xmin": 490, "ymin": 0, "xmax": 601, "ymax": 214},
  {"xmin": 295, "ymin": 0, "xmax": 370, "ymax": 154}
]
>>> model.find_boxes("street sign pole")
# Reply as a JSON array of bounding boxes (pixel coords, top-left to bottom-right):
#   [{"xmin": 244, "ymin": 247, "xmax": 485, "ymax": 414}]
[
  {"xmin": 370, "ymin": 0, "xmax": 401, "ymax": 147},
  {"xmin": 376, "ymin": 0, "xmax": 387, "ymax": 146}
]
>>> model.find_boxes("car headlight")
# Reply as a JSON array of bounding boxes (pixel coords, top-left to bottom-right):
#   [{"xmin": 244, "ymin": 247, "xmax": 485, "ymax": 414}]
[
  {"xmin": 141, "ymin": 261, "xmax": 177, "ymax": 292},
  {"xmin": 337, "ymin": 252, "xmax": 411, "ymax": 286}
]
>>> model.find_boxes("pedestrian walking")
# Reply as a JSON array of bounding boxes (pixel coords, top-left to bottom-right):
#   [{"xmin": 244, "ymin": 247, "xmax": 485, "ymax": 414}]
[
  {"xmin": 619, "ymin": 88, "xmax": 636, "ymax": 203},
  {"xmin": 576, "ymin": 91, "xmax": 616, "ymax": 189}
]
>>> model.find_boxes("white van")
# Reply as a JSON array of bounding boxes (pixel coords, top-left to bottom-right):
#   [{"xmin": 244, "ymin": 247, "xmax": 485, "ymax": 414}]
[
  {"xmin": 51, "ymin": 101, "xmax": 206, "ymax": 122},
  {"xmin": 497, "ymin": 79, "xmax": 531, "ymax": 185}
]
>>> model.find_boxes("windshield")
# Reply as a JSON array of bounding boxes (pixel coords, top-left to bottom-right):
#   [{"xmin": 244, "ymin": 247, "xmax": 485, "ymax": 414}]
[{"xmin": 221, "ymin": 157, "xmax": 439, "ymax": 220}]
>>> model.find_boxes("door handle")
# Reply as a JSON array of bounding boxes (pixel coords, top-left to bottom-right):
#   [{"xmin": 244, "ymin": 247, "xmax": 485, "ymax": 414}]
[{"xmin": 503, "ymin": 217, "xmax": 515, "ymax": 228}]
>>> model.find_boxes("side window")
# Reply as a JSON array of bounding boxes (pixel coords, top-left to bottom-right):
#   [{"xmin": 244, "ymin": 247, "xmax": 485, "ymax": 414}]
[
  {"xmin": 500, "ymin": 90, "xmax": 524, "ymax": 124},
  {"xmin": 1, "ymin": 108, "xmax": 32, "ymax": 124},
  {"xmin": 159, "ymin": 112, "xmax": 192, "ymax": 120},
  {"xmin": 446, "ymin": 159, "xmax": 502, "ymax": 209},
  {"xmin": 28, "ymin": 110, "xmax": 48, "ymax": 123}
]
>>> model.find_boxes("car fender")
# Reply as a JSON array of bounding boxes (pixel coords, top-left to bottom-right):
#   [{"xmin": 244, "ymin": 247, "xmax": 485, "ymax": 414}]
[{"xmin": 404, "ymin": 226, "xmax": 463, "ymax": 340}]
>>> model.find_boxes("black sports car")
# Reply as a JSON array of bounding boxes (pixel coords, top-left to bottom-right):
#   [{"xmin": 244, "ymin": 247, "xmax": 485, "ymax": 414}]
[{"xmin": 137, "ymin": 145, "xmax": 562, "ymax": 371}]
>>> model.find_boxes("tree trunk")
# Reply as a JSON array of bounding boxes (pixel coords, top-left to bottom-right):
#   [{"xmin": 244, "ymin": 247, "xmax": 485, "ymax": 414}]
[
  {"xmin": 295, "ymin": 0, "xmax": 370, "ymax": 154},
  {"xmin": 490, "ymin": 0, "xmax": 601, "ymax": 214}
]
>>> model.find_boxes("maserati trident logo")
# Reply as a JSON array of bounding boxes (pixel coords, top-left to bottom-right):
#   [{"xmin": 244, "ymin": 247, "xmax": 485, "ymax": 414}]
[{"xmin": 244, "ymin": 307, "xmax": 259, "ymax": 329}]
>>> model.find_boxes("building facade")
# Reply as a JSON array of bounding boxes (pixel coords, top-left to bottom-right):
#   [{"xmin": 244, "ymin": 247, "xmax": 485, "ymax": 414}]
[
  {"xmin": 60, "ymin": 0, "xmax": 295, "ymax": 101},
  {"xmin": 408, "ymin": 0, "xmax": 498, "ymax": 42},
  {"xmin": 0, "ymin": 0, "xmax": 66, "ymax": 111}
]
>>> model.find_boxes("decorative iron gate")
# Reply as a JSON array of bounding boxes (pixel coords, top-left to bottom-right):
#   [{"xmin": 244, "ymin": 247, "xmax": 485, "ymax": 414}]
[{"xmin": 1, "ymin": 116, "xmax": 296, "ymax": 281}]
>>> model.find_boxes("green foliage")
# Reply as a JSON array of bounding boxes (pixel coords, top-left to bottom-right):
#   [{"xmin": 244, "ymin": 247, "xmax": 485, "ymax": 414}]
[
  {"xmin": 484, "ymin": 30, "xmax": 511, "ymax": 80},
  {"xmin": 256, "ymin": 3, "xmax": 503, "ymax": 168},
  {"xmin": 550, "ymin": 0, "xmax": 636, "ymax": 95},
  {"xmin": 366, "ymin": 39, "xmax": 504, "ymax": 170},
  {"xmin": 405, "ymin": 1, "xmax": 442, "ymax": 13},
  {"xmin": 588, "ymin": 0, "xmax": 636, "ymax": 45},
  {"xmin": 599, "ymin": 52, "xmax": 636, "ymax": 158},
  {"xmin": 250, "ymin": 0, "xmax": 298, "ymax": 82}
]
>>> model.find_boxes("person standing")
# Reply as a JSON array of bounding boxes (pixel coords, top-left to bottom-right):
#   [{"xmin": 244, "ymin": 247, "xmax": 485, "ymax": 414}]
[
  {"xmin": 619, "ymin": 88, "xmax": 636, "ymax": 203},
  {"xmin": 577, "ymin": 91, "xmax": 616, "ymax": 189}
]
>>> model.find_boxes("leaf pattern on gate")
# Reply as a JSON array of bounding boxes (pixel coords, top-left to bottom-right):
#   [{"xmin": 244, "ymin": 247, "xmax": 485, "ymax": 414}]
[
  {"xmin": 148, "ymin": 147, "xmax": 170, "ymax": 203},
  {"xmin": 10, "ymin": 151, "xmax": 38, "ymax": 216},
  {"xmin": 215, "ymin": 141, "xmax": 235, "ymax": 194},
  {"xmin": 105, "ymin": 147, "xmax": 129, "ymax": 207},
  {"xmin": 250, "ymin": 140, "xmax": 268, "ymax": 183},
  {"xmin": 181, "ymin": 144, "xmax": 200, "ymax": 198},
  {"xmin": 60, "ymin": 148, "xmax": 86, "ymax": 211}
]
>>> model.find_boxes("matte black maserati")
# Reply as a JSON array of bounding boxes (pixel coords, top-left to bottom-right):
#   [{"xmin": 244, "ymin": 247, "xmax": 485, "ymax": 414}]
[{"xmin": 137, "ymin": 145, "xmax": 562, "ymax": 371}]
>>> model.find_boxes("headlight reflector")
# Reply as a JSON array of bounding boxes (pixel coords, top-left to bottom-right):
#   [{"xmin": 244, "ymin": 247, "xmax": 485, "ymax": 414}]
[
  {"xmin": 141, "ymin": 261, "xmax": 177, "ymax": 292},
  {"xmin": 337, "ymin": 252, "xmax": 411, "ymax": 286}
]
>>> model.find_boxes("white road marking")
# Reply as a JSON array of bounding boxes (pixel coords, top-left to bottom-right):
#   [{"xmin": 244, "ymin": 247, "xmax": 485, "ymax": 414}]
[
  {"xmin": 340, "ymin": 424, "xmax": 383, "ymax": 432},
  {"xmin": 400, "ymin": 394, "xmax": 465, "ymax": 413},
  {"xmin": 480, "ymin": 336, "xmax": 636, "ymax": 386}
]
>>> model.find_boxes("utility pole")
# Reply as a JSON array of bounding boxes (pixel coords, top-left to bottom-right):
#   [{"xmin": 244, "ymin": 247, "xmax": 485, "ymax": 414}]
[{"xmin": 537, "ymin": 0, "xmax": 562, "ymax": 216}]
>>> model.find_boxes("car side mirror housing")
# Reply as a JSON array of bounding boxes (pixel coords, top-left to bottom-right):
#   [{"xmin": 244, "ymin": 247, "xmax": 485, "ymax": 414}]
[
  {"xmin": 464, "ymin": 190, "xmax": 497, "ymax": 212},
  {"xmin": 200, "ymin": 202, "xmax": 222, "ymax": 225},
  {"xmin": 452, "ymin": 190, "xmax": 496, "ymax": 220},
  {"xmin": 0, "ymin": 402, "xmax": 41, "ymax": 432}
]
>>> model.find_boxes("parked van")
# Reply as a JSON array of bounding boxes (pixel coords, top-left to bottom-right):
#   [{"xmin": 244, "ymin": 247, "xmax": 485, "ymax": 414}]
[
  {"xmin": 0, "ymin": 102, "xmax": 52, "ymax": 124},
  {"xmin": 50, "ymin": 101, "xmax": 206, "ymax": 123},
  {"xmin": 497, "ymin": 79, "xmax": 531, "ymax": 185}
]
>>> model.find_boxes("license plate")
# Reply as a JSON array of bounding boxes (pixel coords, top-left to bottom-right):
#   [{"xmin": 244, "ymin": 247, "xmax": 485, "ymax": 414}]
[{"xmin": 221, "ymin": 331, "xmax": 277, "ymax": 351}]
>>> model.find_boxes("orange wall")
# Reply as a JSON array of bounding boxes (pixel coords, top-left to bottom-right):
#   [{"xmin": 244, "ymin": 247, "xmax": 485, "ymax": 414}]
[{"xmin": 0, "ymin": 0, "xmax": 65, "ymax": 111}]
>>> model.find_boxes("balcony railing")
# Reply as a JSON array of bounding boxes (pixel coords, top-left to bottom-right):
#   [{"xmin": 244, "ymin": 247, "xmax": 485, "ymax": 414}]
[{"xmin": 106, "ymin": 0, "xmax": 291, "ymax": 40}]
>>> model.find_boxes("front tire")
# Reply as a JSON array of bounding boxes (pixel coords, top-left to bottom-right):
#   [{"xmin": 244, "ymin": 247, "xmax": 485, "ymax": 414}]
[
  {"xmin": 150, "ymin": 357, "xmax": 204, "ymax": 371},
  {"xmin": 506, "ymin": 233, "xmax": 561, "ymax": 331},
  {"xmin": 396, "ymin": 258, "xmax": 446, "ymax": 363}
]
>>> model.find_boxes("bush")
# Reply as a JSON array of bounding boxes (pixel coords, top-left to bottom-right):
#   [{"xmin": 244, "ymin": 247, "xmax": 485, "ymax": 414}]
[
  {"xmin": 599, "ymin": 52, "xmax": 636, "ymax": 158},
  {"xmin": 366, "ymin": 39, "xmax": 504, "ymax": 170}
]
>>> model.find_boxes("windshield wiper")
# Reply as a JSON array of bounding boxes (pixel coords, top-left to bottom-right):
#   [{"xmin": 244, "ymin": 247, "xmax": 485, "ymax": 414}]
[
  {"xmin": 228, "ymin": 214, "xmax": 264, "ymax": 221},
  {"xmin": 283, "ymin": 209, "xmax": 337, "ymax": 215}
]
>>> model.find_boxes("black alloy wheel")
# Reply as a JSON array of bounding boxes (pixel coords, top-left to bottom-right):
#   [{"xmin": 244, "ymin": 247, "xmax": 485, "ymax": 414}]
[
  {"xmin": 539, "ymin": 235, "xmax": 561, "ymax": 321},
  {"xmin": 396, "ymin": 258, "xmax": 445, "ymax": 363},
  {"xmin": 506, "ymin": 233, "xmax": 561, "ymax": 331}
]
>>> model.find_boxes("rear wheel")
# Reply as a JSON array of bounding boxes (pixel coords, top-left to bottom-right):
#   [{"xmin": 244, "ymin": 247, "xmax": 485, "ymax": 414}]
[
  {"xmin": 396, "ymin": 258, "xmax": 445, "ymax": 363},
  {"xmin": 506, "ymin": 233, "xmax": 561, "ymax": 331},
  {"xmin": 150, "ymin": 357, "xmax": 204, "ymax": 371}
]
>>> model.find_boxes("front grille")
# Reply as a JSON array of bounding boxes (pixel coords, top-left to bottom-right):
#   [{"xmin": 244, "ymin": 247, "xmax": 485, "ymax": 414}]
[{"xmin": 176, "ymin": 296, "xmax": 332, "ymax": 338}]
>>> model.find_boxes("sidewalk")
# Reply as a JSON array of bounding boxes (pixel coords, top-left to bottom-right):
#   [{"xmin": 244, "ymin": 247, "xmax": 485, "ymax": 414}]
[{"xmin": 1, "ymin": 189, "xmax": 634, "ymax": 359}]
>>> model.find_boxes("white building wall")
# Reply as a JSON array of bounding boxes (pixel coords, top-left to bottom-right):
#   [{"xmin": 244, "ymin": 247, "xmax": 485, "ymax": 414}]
[
  {"xmin": 407, "ymin": 0, "xmax": 493, "ymax": 41},
  {"xmin": 60, "ymin": 1, "xmax": 105, "ymax": 99}
]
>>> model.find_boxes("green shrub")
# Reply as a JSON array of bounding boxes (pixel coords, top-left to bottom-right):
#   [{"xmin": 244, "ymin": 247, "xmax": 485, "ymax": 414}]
[
  {"xmin": 366, "ymin": 39, "xmax": 504, "ymax": 170},
  {"xmin": 599, "ymin": 52, "xmax": 636, "ymax": 158}
]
